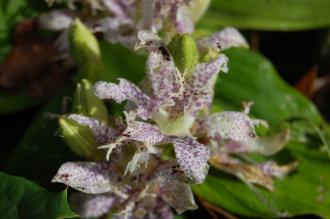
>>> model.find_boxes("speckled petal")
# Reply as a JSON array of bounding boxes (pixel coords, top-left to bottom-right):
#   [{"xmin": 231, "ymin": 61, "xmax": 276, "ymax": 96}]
[
  {"xmin": 171, "ymin": 137, "xmax": 210, "ymax": 183},
  {"xmin": 102, "ymin": 0, "xmax": 129, "ymax": 17},
  {"xmin": 202, "ymin": 112, "xmax": 289, "ymax": 155},
  {"xmin": 147, "ymin": 48, "xmax": 184, "ymax": 107},
  {"xmin": 210, "ymin": 153, "xmax": 274, "ymax": 191},
  {"xmin": 256, "ymin": 161, "xmax": 298, "ymax": 179},
  {"xmin": 94, "ymin": 79, "xmax": 152, "ymax": 119},
  {"xmin": 38, "ymin": 10, "xmax": 73, "ymax": 31},
  {"xmin": 197, "ymin": 27, "xmax": 248, "ymax": 51},
  {"xmin": 173, "ymin": 3, "xmax": 194, "ymax": 33},
  {"xmin": 185, "ymin": 54, "xmax": 228, "ymax": 115},
  {"xmin": 160, "ymin": 180, "xmax": 197, "ymax": 214},
  {"xmin": 249, "ymin": 129, "xmax": 290, "ymax": 155},
  {"xmin": 69, "ymin": 192, "xmax": 115, "ymax": 218},
  {"xmin": 135, "ymin": 30, "xmax": 162, "ymax": 51},
  {"xmin": 68, "ymin": 114, "xmax": 116, "ymax": 144},
  {"xmin": 202, "ymin": 111, "xmax": 258, "ymax": 144},
  {"xmin": 124, "ymin": 119, "xmax": 167, "ymax": 147},
  {"xmin": 52, "ymin": 162, "xmax": 119, "ymax": 194}
]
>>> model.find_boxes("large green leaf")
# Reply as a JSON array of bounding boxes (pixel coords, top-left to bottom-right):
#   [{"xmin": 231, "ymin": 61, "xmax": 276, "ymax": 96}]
[
  {"xmin": 5, "ymin": 89, "xmax": 78, "ymax": 188},
  {"xmin": 193, "ymin": 142, "xmax": 330, "ymax": 218},
  {"xmin": 0, "ymin": 171, "xmax": 77, "ymax": 219},
  {"xmin": 198, "ymin": 0, "xmax": 330, "ymax": 31},
  {"xmin": 194, "ymin": 48, "xmax": 330, "ymax": 218},
  {"xmin": 215, "ymin": 48, "xmax": 323, "ymax": 126},
  {"xmin": 99, "ymin": 41, "xmax": 146, "ymax": 83},
  {"xmin": 0, "ymin": 92, "xmax": 42, "ymax": 114}
]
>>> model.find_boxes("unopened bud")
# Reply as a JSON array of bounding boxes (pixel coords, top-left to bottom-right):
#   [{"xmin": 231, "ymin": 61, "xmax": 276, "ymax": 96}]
[
  {"xmin": 59, "ymin": 116, "xmax": 102, "ymax": 160},
  {"xmin": 73, "ymin": 79, "xmax": 108, "ymax": 123},
  {"xmin": 168, "ymin": 34, "xmax": 199, "ymax": 78},
  {"xmin": 69, "ymin": 18, "xmax": 102, "ymax": 82}
]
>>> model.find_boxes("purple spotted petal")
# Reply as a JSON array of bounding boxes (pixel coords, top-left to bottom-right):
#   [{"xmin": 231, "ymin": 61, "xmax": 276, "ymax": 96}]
[
  {"xmin": 200, "ymin": 111, "xmax": 288, "ymax": 155},
  {"xmin": 68, "ymin": 114, "xmax": 116, "ymax": 144},
  {"xmin": 202, "ymin": 111, "xmax": 257, "ymax": 144},
  {"xmin": 171, "ymin": 137, "xmax": 210, "ymax": 183},
  {"xmin": 92, "ymin": 17, "xmax": 137, "ymax": 49},
  {"xmin": 160, "ymin": 180, "xmax": 197, "ymax": 214},
  {"xmin": 185, "ymin": 54, "xmax": 228, "ymax": 115},
  {"xmin": 94, "ymin": 79, "xmax": 152, "ymax": 120},
  {"xmin": 197, "ymin": 27, "xmax": 248, "ymax": 51},
  {"xmin": 69, "ymin": 192, "xmax": 115, "ymax": 218},
  {"xmin": 147, "ymin": 48, "xmax": 184, "ymax": 107},
  {"xmin": 102, "ymin": 0, "xmax": 130, "ymax": 17},
  {"xmin": 52, "ymin": 162, "xmax": 120, "ymax": 194},
  {"xmin": 135, "ymin": 31, "xmax": 162, "ymax": 51},
  {"xmin": 155, "ymin": 0, "xmax": 193, "ymax": 34},
  {"xmin": 256, "ymin": 161, "xmax": 298, "ymax": 179},
  {"xmin": 145, "ymin": 197, "xmax": 174, "ymax": 219},
  {"xmin": 124, "ymin": 117, "xmax": 167, "ymax": 147},
  {"xmin": 167, "ymin": 1, "xmax": 194, "ymax": 33},
  {"xmin": 38, "ymin": 10, "xmax": 74, "ymax": 31}
]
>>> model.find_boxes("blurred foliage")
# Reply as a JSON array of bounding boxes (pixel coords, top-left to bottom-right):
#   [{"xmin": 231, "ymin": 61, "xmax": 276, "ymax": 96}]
[
  {"xmin": 0, "ymin": 171, "xmax": 76, "ymax": 219},
  {"xmin": 0, "ymin": 0, "xmax": 39, "ymax": 60},
  {"xmin": 198, "ymin": 0, "xmax": 330, "ymax": 31}
]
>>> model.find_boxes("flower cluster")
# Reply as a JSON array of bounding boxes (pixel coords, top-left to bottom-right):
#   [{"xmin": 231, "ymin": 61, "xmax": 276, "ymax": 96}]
[
  {"xmin": 39, "ymin": 0, "xmax": 210, "ymax": 50},
  {"xmin": 53, "ymin": 26, "xmax": 296, "ymax": 218}
]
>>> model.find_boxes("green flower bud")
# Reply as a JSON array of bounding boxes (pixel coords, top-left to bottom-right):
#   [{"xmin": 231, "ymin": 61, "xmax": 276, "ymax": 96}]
[
  {"xmin": 199, "ymin": 47, "xmax": 220, "ymax": 63},
  {"xmin": 69, "ymin": 18, "xmax": 102, "ymax": 82},
  {"xmin": 59, "ymin": 116, "xmax": 102, "ymax": 160},
  {"xmin": 188, "ymin": 0, "xmax": 211, "ymax": 22},
  {"xmin": 168, "ymin": 34, "xmax": 199, "ymax": 78},
  {"xmin": 73, "ymin": 79, "xmax": 108, "ymax": 123}
]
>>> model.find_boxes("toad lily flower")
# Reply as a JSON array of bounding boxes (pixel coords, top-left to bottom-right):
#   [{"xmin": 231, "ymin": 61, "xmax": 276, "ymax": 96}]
[
  {"xmin": 196, "ymin": 102, "xmax": 298, "ymax": 191},
  {"xmin": 94, "ymin": 29, "xmax": 246, "ymax": 136},
  {"xmin": 93, "ymin": 30, "xmax": 296, "ymax": 190},
  {"xmin": 53, "ymin": 150, "xmax": 198, "ymax": 218},
  {"xmin": 68, "ymin": 111, "xmax": 210, "ymax": 183},
  {"xmin": 40, "ymin": 0, "xmax": 211, "ymax": 49}
]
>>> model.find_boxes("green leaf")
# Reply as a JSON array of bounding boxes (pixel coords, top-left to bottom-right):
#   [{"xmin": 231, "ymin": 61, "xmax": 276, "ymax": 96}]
[
  {"xmin": 198, "ymin": 0, "xmax": 330, "ymax": 31},
  {"xmin": 99, "ymin": 41, "xmax": 146, "ymax": 83},
  {"xmin": 194, "ymin": 48, "xmax": 330, "ymax": 218},
  {"xmin": 0, "ymin": 92, "xmax": 40, "ymax": 114},
  {"xmin": 215, "ymin": 48, "xmax": 323, "ymax": 126},
  {"xmin": 193, "ymin": 142, "xmax": 330, "ymax": 218},
  {"xmin": 5, "ymin": 89, "xmax": 78, "ymax": 188},
  {"xmin": 0, "ymin": 171, "xmax": 77, "ymax": 219}
]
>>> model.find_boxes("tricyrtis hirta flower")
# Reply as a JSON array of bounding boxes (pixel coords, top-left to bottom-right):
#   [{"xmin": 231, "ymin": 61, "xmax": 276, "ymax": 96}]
[
  {"xmin": 53, "ymin": 29, "xmax": 296, "ymax": 218},
  {"xmin": 40, "ymin": 0, "xmax": 210, "ymax": 49},
  {"xmin": 53, "ymin": 151, "xmax": 198, "ymax": 218},
  {"xmin": 93, "ymin": 29, "xmax": 296, "ymax": 189}
]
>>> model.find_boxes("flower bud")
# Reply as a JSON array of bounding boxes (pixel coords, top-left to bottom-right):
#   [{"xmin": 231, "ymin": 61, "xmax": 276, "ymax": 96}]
[
  {"xmin": 73, "ymin": 79, "xmax": 108, "ymax": 123},
  {"xmin": 69, "ymin": 18, "xmax": 102, "ymax": 82},
  {"xmin": 199, "ymin": 48, "xmax": 220, "ymax": 63},
  {"xmin": 59, "ymin": 116, "xmax": 102, "ymax": 160},
  {"xmin": 168, "ymin": 34, "xmax": 199, "ymax": 78}
]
